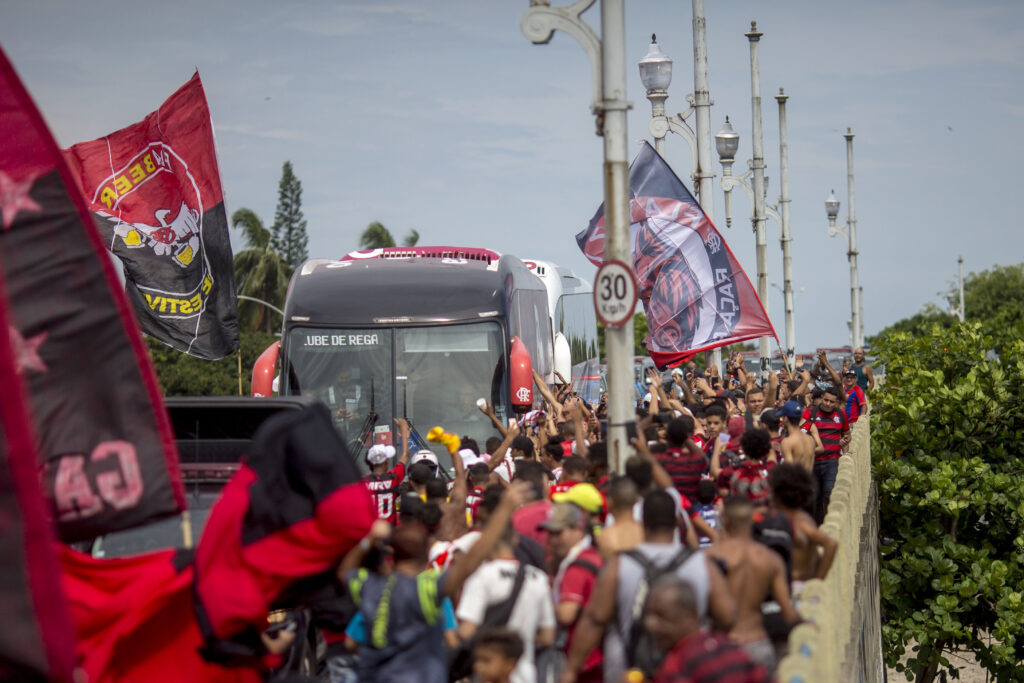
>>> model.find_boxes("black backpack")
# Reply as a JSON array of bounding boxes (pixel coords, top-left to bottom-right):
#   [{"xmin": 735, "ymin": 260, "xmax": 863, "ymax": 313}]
[
  {"xmin": 621, "ymin": 547, "xmax": 695, "ymax": 677},
  {"xmin": 448, "ymin": 563, "xmax": 527, "ymax": 682}
]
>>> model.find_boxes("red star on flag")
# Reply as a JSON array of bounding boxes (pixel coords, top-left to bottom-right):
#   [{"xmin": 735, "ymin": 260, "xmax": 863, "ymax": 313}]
[
  {"xmin": 0, "ymin": 170, "xmax": 42, "ymax": 230},
  {"xmin": 8, "ymin": 326, "xmax": 48, "ymax": 374}
]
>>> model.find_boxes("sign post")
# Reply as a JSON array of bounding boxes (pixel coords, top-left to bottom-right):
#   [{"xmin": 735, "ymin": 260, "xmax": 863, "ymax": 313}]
[{"xmin": 594, "ymin": 260, "xmax": 637, "ymax": 329}]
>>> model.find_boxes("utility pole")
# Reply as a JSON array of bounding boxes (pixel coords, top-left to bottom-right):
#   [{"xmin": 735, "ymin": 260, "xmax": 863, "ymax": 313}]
[
  {"xmin": 692, "ymin": 0, "xmax": 721, "ymax": 375},
  {"xmin": 844, "ymin": 128, "xmax": 861, "ymax": 348},
  {"xmin": 957, "ymin": 256, "xmax": 965, "ymax": 322},
  {"xmin": 523, "ymin": 0, "xmax": 633, "ymax": 472},
  {"xmin": 775, "ymin": 88, "xmax": 795, "ymax": 372},
  {"xmin": 746, "ymin": 22, "xmax": 771, "ymax": 381}
]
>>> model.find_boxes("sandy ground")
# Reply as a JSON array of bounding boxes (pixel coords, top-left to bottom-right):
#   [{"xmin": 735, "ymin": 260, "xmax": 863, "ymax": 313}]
[{"xmin": 885, "ymin": 645, "xmax": 991, "ymax": 682}]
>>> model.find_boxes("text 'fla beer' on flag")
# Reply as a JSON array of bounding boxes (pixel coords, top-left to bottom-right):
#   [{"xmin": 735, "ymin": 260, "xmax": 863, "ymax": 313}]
[
  {"xmin": 0, "ymin": 47, "xmax": 186, "ymax": 543},
  {"xmin": 576, "ymin": 141, "xmax": 776, "ymax": 368},
  {"xmin": 62, "ymin": 72, "xmax": 239, "ymax": 360}
]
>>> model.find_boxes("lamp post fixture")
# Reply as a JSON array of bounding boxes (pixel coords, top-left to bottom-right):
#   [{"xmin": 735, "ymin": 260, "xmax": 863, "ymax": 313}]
[
  {"xmin": 957, "ymin": 256, "xmax": 965, "ymax": 322},
  {"xmin": 638, "ymin": 0, "xmax": 722, "ymax": 372},
  {"xmin": 522, "ymin": 0, "xmax": 633, "ymax": 474},
  {"xmin": 773, "ymin": 88, "xmax": 796, "ymax": 372},
  {"xmin": 824, "ymin": 127, "xmax": 862, "ymax": 349},
  {"xmin": 712, "ymin": 22, "xmax": 780, "ymax": 380}
]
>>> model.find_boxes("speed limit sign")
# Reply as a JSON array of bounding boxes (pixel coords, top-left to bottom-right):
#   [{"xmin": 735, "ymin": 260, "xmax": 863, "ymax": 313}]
[{"xmin": 593, "ymin": 260, "xmax": 637, "ymax": 328}]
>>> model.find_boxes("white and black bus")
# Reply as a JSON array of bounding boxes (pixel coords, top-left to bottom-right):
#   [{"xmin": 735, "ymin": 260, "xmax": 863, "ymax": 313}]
[{"xmin": 252, "ymin": 247, "xmax": 551, "ymax": 464}]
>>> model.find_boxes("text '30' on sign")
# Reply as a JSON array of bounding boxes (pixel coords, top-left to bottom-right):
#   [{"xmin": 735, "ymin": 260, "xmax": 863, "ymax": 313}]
[{"xmin": 593, "ymin": 260, "xmax": 637, "ymax": 328}]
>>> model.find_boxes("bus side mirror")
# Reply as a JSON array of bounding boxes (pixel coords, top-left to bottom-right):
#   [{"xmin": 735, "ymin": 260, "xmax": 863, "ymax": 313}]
[
  {"xmin": 509, "ymin": 336, "xmax": 533, "ymax": 414},
  {"xmin": 252, "ymin": 341, "xmax": 280, "ymax": 396}
]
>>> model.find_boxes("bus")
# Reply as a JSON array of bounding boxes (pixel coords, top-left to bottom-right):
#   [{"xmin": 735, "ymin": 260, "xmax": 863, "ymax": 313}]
[
  {"xmin": 252, "ymin": 247, "xmax": 552, "ymax": 465},
  {"xmin": 523, "ymin": 259, "xmax": 602, "ymax": 404}
]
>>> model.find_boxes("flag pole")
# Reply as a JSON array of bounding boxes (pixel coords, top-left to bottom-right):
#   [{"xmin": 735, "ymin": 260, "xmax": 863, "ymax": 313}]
[{"xmin": 237, "ymin": 347, "xmax": 243, "ymax": 396}]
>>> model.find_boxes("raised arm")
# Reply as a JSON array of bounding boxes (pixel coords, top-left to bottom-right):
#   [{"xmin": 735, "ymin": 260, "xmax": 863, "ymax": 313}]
[
  {"xmin": 630, "ymin": 433, "xmax": 674, "ymax": 491},
  {"xmin": 487, "ymin": 420, "xmax": 520, "ymax": 472},
  {"xmin": 817, "ymin": 351, "xmax": 846, "ymax": 401},
  {"xmin": 443, "ymin": 482, "xmax": 529, "ymax": 597},
  {"xmin": 766, "ymin": 369, "xmax": 779, "ymax": 408},
  {"xmin": 532, "ymin": 369, "xmax": 564, "ymax": 421},
  {"xmin": 570, "ymin": 398, "xmax": 589, "ymax": 460},
  {"xmin": 337, "ymin": 519, "xmax": 392, "ymax": 579},
  {"xmin": 394, "ymin": 417, "xmax": 411, "ymax": 466},
  {"xmin": 478, "ymin": 399, "xmax": 508, "ymax": 438}
]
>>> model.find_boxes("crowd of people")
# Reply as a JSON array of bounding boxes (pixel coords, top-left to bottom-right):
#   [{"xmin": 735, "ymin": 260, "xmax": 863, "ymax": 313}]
[{"xmin": 285, "ymin": 348, "xmax": 873, "ymax": 683}]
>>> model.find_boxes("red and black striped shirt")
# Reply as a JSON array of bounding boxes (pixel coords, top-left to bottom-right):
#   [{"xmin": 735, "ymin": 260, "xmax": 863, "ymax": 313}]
[
  {"xmin": 802, "ymin": 406, "xmax": 849, "ymax": 460},
  {"xmin": 656, "ymin": 447, "xmax": 708, "ymax": 501},
  {"xmin": 654, "ymin": 631, "xmax": 770, "ymax": 683}
]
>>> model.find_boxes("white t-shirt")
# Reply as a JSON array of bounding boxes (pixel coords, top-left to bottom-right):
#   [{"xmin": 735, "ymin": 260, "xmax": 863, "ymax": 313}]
[
  {"xmin": 493, "ymin": 451, "xmax": 516, "ymax": 482},
  {"xmin": 456, "ymin": 558, "xmax": 555, "ymax": 683}
]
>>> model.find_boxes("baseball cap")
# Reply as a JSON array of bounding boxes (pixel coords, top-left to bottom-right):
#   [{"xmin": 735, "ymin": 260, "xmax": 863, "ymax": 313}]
[
  {"xmin": 842, "ymin": 369, "xmax": 857, "ymax": 378},
  {"xmin": 366, "ymin": 444, "xmax": 396, "ymax": 466},
  {"xmin": 538, "ymin": 502, "xmax": 585, "ymax": 532},
  {"xmin": 551, "ymin": 482, "xmax": 605, "ymax": 515},
  {"xmin": 643, "ymin": 393, "xmax": 652, "ymax": 404},
  {"xmin": 410, "ymin": 449, "xmax": 440, "ymax": 469},
  {"xmin": 779, "ymin": 400, "xmax": 803, "ymax": 419}
]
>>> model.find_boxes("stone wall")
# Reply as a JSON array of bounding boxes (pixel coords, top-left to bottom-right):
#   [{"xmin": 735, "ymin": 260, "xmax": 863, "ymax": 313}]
[{"xmin": 777, "ymin": 411, "xmax": 883, "ymax": 682}]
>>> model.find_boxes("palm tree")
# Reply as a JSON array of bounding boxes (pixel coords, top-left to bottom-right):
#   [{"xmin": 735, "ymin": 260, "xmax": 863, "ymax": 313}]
[
  {"xmin": 232, "ymin": 208, "xmax": 293, "ymax": 333},
  {"xmin": 359, "ymin": 221, "xmax": 420, "ymax": 249}
]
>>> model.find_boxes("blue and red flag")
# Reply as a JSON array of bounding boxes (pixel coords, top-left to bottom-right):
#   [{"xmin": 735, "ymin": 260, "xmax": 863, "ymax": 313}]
[{"xmin": 576, "ymin": 142, "xmax": 776, "ymax": 368}]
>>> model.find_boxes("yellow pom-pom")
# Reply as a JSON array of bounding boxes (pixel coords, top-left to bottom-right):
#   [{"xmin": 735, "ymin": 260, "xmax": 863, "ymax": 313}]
[{"xmin": 427, "ymin": 426, "xmax": 443, "ymax": 441}]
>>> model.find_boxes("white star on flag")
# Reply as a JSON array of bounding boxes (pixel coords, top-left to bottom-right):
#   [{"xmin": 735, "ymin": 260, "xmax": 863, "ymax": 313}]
[
  {"xmin": 8, "ymin": 326, "xmax": 48, "ymax": 375},
  {"xmin": 0, "ymin": 170, "xmax": 42, "ymax": 230}
]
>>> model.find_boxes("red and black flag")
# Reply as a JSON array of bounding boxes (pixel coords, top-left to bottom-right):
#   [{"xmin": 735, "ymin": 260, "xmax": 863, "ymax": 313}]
[
  {"xmin": 0, "ymin": 279, "xmax": 75, "ymax": 680},
  {"xmin": 0, "ymin": 47, "xmax": 186, "ymax": 542},
  {"xmin": 63, "ymin": 72, "xmax": 240, "ymax": 360},
  {"xmin": 59, "ymin": 404, "xmax": 373, "ymax": 682},
  {"xmin": 576, "ymin": 141, "xmax": 776, "ymax": 368}
]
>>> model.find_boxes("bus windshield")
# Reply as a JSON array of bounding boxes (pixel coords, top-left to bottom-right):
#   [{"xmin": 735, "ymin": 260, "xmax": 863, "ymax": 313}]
[{"xmin": 285, "ymin": 322, "xmax": 505, "ymax": 462}]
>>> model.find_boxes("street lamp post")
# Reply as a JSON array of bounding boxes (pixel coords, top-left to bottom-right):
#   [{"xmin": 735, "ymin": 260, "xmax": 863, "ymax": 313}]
[
  {"xmin": 824, "ymin": 127, "xmax": 862, "ymax": 349},
  {"xmin": 713, "ymin": 22, "xmax": 778, "ymax": 380},
  {"xmin": 522, "ymin": 0, "xmax": 634, "ymax": 474},
  {"xmin": 957, "ymin": 256, "xmax": 965, "ymax": 322},
  {"xmin": 745, "ymin": 22, "xmax": 771, "ymax": 383},
  {"xmin": 774, "ymin": 88, "xmax": 796, "ymax": 372}
]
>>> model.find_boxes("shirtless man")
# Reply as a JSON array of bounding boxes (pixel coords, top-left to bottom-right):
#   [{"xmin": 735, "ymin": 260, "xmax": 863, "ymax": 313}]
[
  {"xmin": 777, "ymin": 401, "xmax": 820, "ymax": 472},
  {"xmin": 595, "ymin": 475, "xmax": 643, "ymax": 557},
  {"xmin": 706, "ymin": 496, "xmax": 800, "ymax": 673},
  {"xmin": 768, "ymin": 464, "xmax": 837, "ymax": 595}
]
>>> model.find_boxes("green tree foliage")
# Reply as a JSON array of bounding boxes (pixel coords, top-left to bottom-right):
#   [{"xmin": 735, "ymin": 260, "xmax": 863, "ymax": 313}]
[
  {"xmin": 873, "ymin": 322, "xmax": 1024, "ymax": 682},
  {"xmin": 870, "ymin": 304, "xmax": 957, "ymax": 343},
  {"xmin": 147, "ymin": 331, "xmax": 279, "ymax": 396},
  {"xmin": 358, "ymin": 221, "xmax": 419, "ymax": 249},
  {"xmin": 872, "ymin": 262, "xmax": 1024, "ymax": 344},
  {"xmin": 231, "ymin": 208, "xmax": 292, "ymax": 333},
  {"xmin": 269, "ymin": 161, "xmax": 308, "ymax": 268}
]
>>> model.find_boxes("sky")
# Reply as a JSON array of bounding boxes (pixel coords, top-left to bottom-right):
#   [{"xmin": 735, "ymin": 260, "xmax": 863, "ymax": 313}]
[{"xmin": 3, "ymin": 0, "xmax": 1023, "ymax": 353}]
